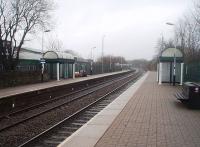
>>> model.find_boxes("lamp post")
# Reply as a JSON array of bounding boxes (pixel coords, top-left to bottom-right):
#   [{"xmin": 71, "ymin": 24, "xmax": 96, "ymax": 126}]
[
  {"xmin": 166, "ymin": 22, "xmax": 176, "ymax": 86},
  {"xmin": 102, "ymin": 35, "xmax": 106, "ymax": 73},
  {"xmin": 109, "ymin": 55, "xmax": 112, "ymax": 72},
  {"xmin": 41, "ymin": 29, "xmax": 50, "ymax": 82},
  {"xmin": 121, "ymin": 56, "xmax": 123, "ymax": 71},
  {"xmin": 42, "ymin": 29, "xmax": 51, "ymax": 55},
  {"xmin": 90, "ymin": 46, "xmax": 96, "ymax": 75}
]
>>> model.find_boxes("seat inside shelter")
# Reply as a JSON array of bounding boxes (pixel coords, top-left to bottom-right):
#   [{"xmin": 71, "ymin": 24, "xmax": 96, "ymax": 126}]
[
  {"xmin": 157, "ymin": 48, "xmax": 184, "ymax": 85},
  {"xmin": 43, "ymin": 51, "xmax": 75, "ymax": 81}
]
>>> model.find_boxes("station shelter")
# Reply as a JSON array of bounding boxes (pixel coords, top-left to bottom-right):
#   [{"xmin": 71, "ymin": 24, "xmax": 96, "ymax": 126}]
[
  {"xmin": 43, "ymin": 51, "xmax": 75, "ymax": 81},
  {"xmin": 157, "ymin": 48, "xmax": 184, "ymax": 85}
]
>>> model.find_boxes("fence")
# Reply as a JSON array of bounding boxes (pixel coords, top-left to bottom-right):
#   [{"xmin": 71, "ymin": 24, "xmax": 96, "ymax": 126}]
[
  {"xmin": 184, "ymin": 62, "xmax": 200, "ymax": 82},
  {"xmin": 0, "ymin": 70, "xmax": 50, "ymax": 88},
  {"xmin": 0, "ymin": 61, "xmax": 129, "ymax": 88}
]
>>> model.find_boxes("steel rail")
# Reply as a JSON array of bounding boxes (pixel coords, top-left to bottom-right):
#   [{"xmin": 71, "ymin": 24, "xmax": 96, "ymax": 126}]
[
  {"xmin": 0, "ymin": 72, "xmax": 129, "ymax": 120},
  {"xmin": 0, "ymin": 72, "xmax": 136, "ymax": 132},
  {"xmin": 18, "ymin": 72, "xmax": 142, "ymax": 147}
]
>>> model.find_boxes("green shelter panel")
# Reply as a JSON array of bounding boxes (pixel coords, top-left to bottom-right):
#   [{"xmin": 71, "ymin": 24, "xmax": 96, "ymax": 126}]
[{"xmin": 159, "ymin": 57, "xmax": 183, "ymax": 62}]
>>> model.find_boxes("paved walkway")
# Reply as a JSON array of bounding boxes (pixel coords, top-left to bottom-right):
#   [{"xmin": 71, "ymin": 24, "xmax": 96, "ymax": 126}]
[{"xmin": 94, "ymin": 72, "xmax": 200, "ymax": 147}]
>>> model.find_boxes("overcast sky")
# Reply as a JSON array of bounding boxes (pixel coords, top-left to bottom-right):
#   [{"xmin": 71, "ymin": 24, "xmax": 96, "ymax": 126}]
[{"xmin": 24, "ymin": 0, "xmax": 191, "ymax": 60}]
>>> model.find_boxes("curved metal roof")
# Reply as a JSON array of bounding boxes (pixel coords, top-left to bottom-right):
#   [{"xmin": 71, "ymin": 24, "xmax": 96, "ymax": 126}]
[
  {"xmin": 43, "ymin": 51, "xmax": 74, "ymax": 60},
  {"xmin": 161, "ymin": 48, "xmax": 183, "ymax": 57}
]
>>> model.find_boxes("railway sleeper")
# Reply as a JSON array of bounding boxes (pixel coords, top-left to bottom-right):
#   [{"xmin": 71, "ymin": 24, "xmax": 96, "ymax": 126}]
[
  {"xmin": 88, "ymin": 108, "xmax": 102, "ymax": 112},
  {"xmin": 71, "ymin": 122, "xmax": 84, "ymax": 127},
  {"xmin": 94, "ymin": 106, "xmax": 106, "ymax": 109},
  {"xmin": 43, "ymin": 140, "xmax": 62, "ymax": 145},
  {"xmin": 90, "ymin": 105, "xmax": 105, "ymax": 109},
  {"xmin": 72, "ymin": 116, "xmax": 90, "ymax": 121},
  {"xmin": 50, "ymin": 135, "xmax": 68, "ymax": 140},
  {"xmin": 98, "ymin": 101, "xmax": 111, "ymax": 104},
  {"xmin": 85, "ymin": 111, "xmax": 99, "ymax": 114},
  {"xmin": 81, "ymin": 114, "xmax": 95, "ymax": 118},
  {"xmin": 62, "ymin": 126, "xmax": 78, "ymax": 131},
  {"xmin": 96, "ymin": 103, "xmax": 109, "ymax": 106},
  {"xmin": 73, "ymin": 119, "xmax": 87, "ymax": 123},
  {"xmin": 56, "ymin": 130, "xmax": 73, "ymax": 135}
]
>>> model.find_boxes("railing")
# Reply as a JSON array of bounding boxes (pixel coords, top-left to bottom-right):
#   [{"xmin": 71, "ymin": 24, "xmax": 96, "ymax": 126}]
[{"xmin": 184, "ymin": 62, "xmax": 200, "ymax": 82}]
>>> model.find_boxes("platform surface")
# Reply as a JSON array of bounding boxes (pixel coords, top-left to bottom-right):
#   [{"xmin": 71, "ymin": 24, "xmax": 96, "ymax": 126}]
[
  {"xmin": 0, "ymin": 71, "xmax": 127, "ymax": 99},
  {"xmin": 95, "ymin": 72, "xmax": 200, "ymax": 147},
  {"xmin": 59, "ymin": 71, "xmax": 200, "ymax": 147}
]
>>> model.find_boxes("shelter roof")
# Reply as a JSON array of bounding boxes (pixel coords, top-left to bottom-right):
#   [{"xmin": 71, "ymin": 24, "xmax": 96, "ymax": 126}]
[
  {"xmin": 159, "ymin": 48, "xmax": 184, "ymax": 62},
  {"xmin": 161, "ymin": 48, "xmax": 183, "ymax": 58},
  {"xmin": 43, "ymin": 51, "xmax": 74, "ymax": 60}
]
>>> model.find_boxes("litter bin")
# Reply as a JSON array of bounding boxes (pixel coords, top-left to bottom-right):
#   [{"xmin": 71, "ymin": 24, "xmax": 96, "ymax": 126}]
[{"xmin": 175, "ymin": 82, "xmax": 200, "ymax": 105}]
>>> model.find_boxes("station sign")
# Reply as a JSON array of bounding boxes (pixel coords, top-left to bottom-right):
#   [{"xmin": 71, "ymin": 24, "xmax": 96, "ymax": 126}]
[{"xmin": 40, "ymin": 58, "xmax": 46, "ymax": 64}]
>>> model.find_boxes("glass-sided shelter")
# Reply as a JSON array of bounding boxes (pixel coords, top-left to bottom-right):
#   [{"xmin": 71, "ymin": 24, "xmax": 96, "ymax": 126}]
[
  {"xmin": 157, "ymin": 48, "xmax": 184, "ymax": 85},
  {"xmin": 43, "ymin": 51, "xmax": 75, "ymax": 81}
]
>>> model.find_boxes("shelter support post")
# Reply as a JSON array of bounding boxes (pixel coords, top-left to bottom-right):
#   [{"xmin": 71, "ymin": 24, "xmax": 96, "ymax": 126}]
[
  {"xmin": 41, "ymin": 63, "xmax": 45, "ymax": 82},
  {"xmin": 173, "ymin": 56, "xmax": 176, "ymax": 86},
  {"xmin": 180, "ymin": 63, "xmax": 184, "ymax": 85},
  {"xmin": 73, "ymin": 63, "xmax": 75, "ymax": 79},
  {"xmin": 159, "ymin": 63, "xmax": 162, "ymax": 85},
  {"xmin": 156, "ymin": 63, "xmax": 159, "ymax": 82},
  {"xmin": 57, "ymin": 62, "xmax": 60, "ymax": 81}
]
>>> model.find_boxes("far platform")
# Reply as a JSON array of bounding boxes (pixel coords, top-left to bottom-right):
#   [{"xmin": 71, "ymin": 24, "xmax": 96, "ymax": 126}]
[
  {"xmin": 0, "ymin": 71, "xmax": 128, "ymax": 99},
  {"xmin": 59, "ymin": 72, "xmax": 200, "ymax": 147}
]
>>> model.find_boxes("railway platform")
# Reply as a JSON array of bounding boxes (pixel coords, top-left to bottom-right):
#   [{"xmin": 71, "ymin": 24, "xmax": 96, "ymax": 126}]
[
  {"xmin": 0, "ymin": 70, "xmax": 127, "ymax": 99},
  {"xmin": 59, "ymin": 72, "xmax": 200, "ymax": 147}
]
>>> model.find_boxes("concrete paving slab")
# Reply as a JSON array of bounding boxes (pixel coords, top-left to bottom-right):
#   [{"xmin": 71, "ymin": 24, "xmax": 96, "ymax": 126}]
[
  {"xmin": 95, "ymin": 109, "xmax": 121, "ymax": 116},
  {"xmin": 87, "ymin": 115, "xmax": 116, "ymax": 125},
  {"xmin": 61, "ymin": 136, "xmax": 97, "ymax": 147},
  {"xmin": 73, "ymin": 125, "xmax": 108, "ymax": 138}
]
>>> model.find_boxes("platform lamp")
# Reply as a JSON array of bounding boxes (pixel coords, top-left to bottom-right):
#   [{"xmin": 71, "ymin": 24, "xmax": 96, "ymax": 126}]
[
  {"xmin": 41, "ymin": 29, "xmax": 51, "ymax": 82},
  {"xmin": 90, "ymin": 46, "xmax": 96, "ymax": 75},
  {"xmin": 109, "ymin": 55, "xmax": 112, "ymax": 72},
  {"xmin": 102, "ymin": 35, "xmax": 106, "ymax": 74},
  {"xmin": 166, "ymin": 22, "xmax": 176, "ymax": 86}
]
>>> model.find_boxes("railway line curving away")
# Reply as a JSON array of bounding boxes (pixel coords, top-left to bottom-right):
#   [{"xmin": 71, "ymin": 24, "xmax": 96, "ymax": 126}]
[{"xmin": 0, "ymin": 70, "xmax": 143, "ymax": 147}]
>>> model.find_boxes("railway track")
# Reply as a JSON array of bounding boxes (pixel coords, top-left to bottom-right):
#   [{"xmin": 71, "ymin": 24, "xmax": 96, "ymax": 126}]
[
  {"xmin": 0, "ymin": 71, "xmax": 132, "ymax": 116},
  {"xmin": 0, "ymin": 71, "xmax": 132, "ymax": 119},
  {"xmin": 18, "ymin": 71, "xmax": 142, "ymax": 147},
  {"xmin": 0, "ymin": 71, "xmax": 142, "ymax": 147},
  {"xmin": 0, "ymin": 72, "xmax": 135, "ymax": 132}
]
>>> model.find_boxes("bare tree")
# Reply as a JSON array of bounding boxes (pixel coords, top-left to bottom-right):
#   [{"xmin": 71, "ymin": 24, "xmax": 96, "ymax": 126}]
[
  {"xmin": 193, "ymin": 0, "xmax": 200, "ymax": 25},
  {"xmin": 155, "ymin": 36, "xmax": 175, "ymax": 57},
  {"xmin": 0, "ymin": 0, "xmax": 53, "ymax": 71},
  {"xmin": 175, "ymin": 13, "xmax": 200, "ymax": 63},
  {"xmin": 155, "ymin": 35, "xmax": 164, "ymax": 56},
  {"xmin": 47, "ymin": 38, "xmax": 63, "ymax": 52}
]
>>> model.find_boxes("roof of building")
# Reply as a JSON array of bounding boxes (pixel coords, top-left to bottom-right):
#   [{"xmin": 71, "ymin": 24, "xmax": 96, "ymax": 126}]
[
  {"xmin": 19, "ymin": 48, "xmax": 90, "ymax": 63},
  {"xmin": 43, "ymin": 51, "xmax": 74, "ymax": 60},
  {"xmin": 19, "ymin": 48, "xmax": 42, "ymax": 60},
  {"xmin": 159, "ymin": 48, "xmax": 184, "ymax": 62},
  {"xmin": 161, "ymin": 48, "xmax": 183, "ymax": 58}
]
